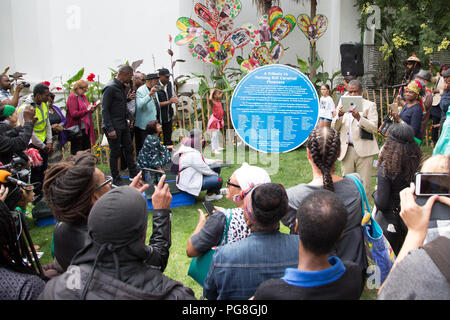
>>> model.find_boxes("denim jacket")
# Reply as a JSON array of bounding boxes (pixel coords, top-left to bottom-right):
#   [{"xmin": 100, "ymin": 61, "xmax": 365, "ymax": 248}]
[{"xmin": 203, "ymin": 231, "xmax": 299, "ymax": 300}]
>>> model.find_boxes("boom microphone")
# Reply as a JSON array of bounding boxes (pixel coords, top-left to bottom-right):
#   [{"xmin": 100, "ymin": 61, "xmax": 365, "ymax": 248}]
[{"xmin": 0, "ymin": 170, "xmax": 32, "ymax": 188}]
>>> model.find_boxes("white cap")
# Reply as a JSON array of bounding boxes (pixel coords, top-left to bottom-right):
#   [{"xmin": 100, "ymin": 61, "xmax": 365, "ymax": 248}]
[{"xmin": 233, "ymin": 162, "xmax": 271, "ymax": 190}]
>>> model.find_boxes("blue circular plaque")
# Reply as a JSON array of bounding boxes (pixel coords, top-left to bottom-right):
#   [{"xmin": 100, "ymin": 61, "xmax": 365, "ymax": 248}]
[{"xmin": 230, "ymin": 64, "xmax": 319, "ymax": 153}]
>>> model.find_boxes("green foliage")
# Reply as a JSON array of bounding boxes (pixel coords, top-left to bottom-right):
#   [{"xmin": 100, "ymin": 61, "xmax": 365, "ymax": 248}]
[{"xmin": 356, "ymin": 0, "xmax": 450, "ymax": 79}]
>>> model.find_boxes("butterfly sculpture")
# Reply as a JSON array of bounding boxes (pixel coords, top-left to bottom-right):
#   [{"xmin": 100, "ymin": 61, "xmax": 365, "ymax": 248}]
[
  {"xmin": 175, "ymin": 0, "xmax": 258, "ymax": 72},
  {"xmin": 240, "ymin": 7, "xmax": 296, "ymax": 73},
  {"xmin": 297, "ymin": 14, "xmax": 328, "ymax": 47}
]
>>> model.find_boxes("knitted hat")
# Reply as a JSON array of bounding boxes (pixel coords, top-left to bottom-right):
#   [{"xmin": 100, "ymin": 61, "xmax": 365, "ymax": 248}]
[{"xmin": 2, "ymin": 105, "xmax": 15, "ymax": 118}]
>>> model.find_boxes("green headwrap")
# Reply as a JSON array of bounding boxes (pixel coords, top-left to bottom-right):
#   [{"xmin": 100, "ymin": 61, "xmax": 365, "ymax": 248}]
[{"xmin": 2, "ymin": 105, "xmax": 16, "ymax": 118}]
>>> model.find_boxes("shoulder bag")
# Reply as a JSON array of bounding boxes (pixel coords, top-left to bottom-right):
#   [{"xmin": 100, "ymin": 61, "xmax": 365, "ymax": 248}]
[
  {"xmin": 347, "ymin": 174, "xmax": 396, "ymax": 284},
  {"xmin": 64, "ymin": 96, "xmax": 83, "ymax": 140},
  {"xmin": 187, "ymin": 210, "xmax": 232, "ymax": 287}
]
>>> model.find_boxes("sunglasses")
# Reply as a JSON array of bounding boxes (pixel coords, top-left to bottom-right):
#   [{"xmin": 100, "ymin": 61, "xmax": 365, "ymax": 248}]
[
  {"xmin": 95, "ymin": 176, "xmax": 115, "ymax": 191},
  {"xmin": 226, "ymin": 178, "xmax": 241, "ymax": 189}
]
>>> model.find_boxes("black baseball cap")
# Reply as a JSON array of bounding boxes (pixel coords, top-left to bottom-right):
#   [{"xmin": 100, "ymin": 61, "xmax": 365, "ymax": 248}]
[
  {"xmin": 158, "ymin": 68, "xmax": 172, "ymax": 77},
  {"xmin": 146, "ymin": 73, "xmax": 159, "ymax": 80}
]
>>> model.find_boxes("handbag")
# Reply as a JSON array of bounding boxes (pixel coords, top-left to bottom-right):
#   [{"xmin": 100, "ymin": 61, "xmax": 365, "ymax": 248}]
[
  {"xmin": 64, "ymin": 125, "xmax": 82, "ymax": 140},
  {"xmin": 64, "ymin": 95, "xmax": 84, "ymax": 141},
  {"xmin": 187, "ymin": 210, "xmax": 232, "ymax": 287},
  {"xmin": 347, "ymin": 174, "xmax": 396, "ymax": 284}
]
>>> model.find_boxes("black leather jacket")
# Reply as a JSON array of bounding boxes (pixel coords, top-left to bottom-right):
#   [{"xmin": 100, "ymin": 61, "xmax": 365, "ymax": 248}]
[
  {"xmin": 0, "ymin": 122, "xmax": 33, "ymax": 165},
  {"xmin": 53, "ymin": 209, "xmax": 172, "ymax": 272}
]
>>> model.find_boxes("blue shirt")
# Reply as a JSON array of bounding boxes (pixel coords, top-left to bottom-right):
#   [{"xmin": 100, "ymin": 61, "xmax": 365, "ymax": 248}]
[
  {"xmin": 440, "ymin": 91, "xmax": 450, "ymax": 119},
  {"xmin": 203, "ymin": 231, "xmax": 299, "ymax": 300},
  {"xmin": 135, "ymin": 85, "xmax": 160, "ymax": 130},
  {"xmin": 282, "ymin": 256, "xmax": 346, "ymax": 287},
  {"xmin": 399, "ymin": 102, "xmax": 423, "ymax": 140}
]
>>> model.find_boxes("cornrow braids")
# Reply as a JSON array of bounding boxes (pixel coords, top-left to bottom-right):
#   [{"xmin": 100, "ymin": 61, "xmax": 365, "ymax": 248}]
[
  {"xmin": 307, "ymin": 128, "xmax": 341, "ymax": 192},
  {"xmin": 43, "ymin": 151, "xmax": 97, "ymax": 224}
]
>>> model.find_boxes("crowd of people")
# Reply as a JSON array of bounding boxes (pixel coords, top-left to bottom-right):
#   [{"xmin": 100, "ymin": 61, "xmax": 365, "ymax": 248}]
[{"xmin": 0, "ymin": 57, "xmax": 449, "ymax": 301}]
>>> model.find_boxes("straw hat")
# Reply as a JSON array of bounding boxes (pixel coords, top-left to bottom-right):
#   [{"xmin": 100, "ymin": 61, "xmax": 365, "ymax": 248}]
[{"xmin": 403, "ymin": 53, "xmax": 422, "ymax": 67}]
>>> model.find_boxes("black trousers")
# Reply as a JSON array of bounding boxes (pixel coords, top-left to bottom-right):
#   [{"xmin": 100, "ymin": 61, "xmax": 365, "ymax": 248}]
[
  {"xmin": 134, "ymin": 127, "xmax": 148, "ymax": 158},
  {"xmin": 105, "ymin": 127, "xmax": 138, "ymax": 180},
  {"xmin": 162, "ymin": 121, "xmax": 173, "ymax": 146},
  {"xmin": 70, "ymin": 131, "xmax": 91, "ymax": 155},
  {"xmin": 29, "ymin": 143, "xmax": 48, "ymax": 197}
]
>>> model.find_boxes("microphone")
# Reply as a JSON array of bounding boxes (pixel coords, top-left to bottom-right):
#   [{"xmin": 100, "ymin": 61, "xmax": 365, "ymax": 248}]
[{"xmin": 0, "ymin": 170, "xmax": 32, "ymax": 188}]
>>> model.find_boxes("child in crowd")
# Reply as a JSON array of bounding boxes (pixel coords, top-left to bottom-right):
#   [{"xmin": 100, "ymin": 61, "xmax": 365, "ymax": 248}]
[
  {"xmin": 207, "ymin": 88, "xmax": 225, "ymax": 154},
  {"xmin": 318, "ymin": 84, "xmax": 335, "ymax": 127}
]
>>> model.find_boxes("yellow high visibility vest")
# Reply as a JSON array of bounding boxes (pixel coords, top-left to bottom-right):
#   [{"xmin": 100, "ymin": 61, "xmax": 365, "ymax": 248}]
[{"xmin": 33, "ymin": 102, "xmax": 49, "ymax": 143}]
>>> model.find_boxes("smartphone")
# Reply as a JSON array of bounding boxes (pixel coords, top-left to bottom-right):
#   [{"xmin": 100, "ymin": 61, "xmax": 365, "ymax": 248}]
[
  {"xmin": 94, "ymin": 99, "xmax": 101, "ymax": 107},
  {"xmin": 415, "ymin": 173, "xmax": 450, "ymax": 196},
  {"xmin": 142, "ymin": 168, "xmax": 164, "ymax": 185},
  {"xmin": 202, "ymin": 201, "xmax": 215, "ymax": 216}
]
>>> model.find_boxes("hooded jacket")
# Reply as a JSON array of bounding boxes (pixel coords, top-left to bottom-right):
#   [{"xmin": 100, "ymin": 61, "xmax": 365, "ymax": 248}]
[
  {"xmin": 39, "ymin": 187, "xmax": 195, "ymax": 300},
  {"xmin": 172, "ymin": 144, "xmax": 217, "ymax": 196}
]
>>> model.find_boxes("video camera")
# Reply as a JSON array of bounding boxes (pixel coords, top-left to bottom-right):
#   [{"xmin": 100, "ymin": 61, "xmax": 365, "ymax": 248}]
[{"xmin": 0, "ymin": 157, "xmax": 46, "ymax": 280}]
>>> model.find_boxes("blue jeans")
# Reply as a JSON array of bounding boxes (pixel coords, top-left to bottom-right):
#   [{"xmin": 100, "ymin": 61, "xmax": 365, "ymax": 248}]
[{"xmin": 201, "ymin": 167, "xmax": 222, "ymax": 194}]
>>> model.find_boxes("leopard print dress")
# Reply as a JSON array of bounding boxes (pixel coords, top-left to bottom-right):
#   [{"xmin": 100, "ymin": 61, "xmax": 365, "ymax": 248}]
[{"xmin": 219, "ymin": 208, "xmax": 251, "ymax": 245}]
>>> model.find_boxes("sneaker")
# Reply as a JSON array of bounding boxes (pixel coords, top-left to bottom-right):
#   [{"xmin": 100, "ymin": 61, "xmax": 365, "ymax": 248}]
[
  {"xmin": 205, "ymin": 193, "xmax": 223, "ymax": 201},
  {"xmin": 113, "ymin": 177, "xmax": 123, "ymax": 186},
  {"xmin": 216, "ymin": 147, "xmax": 225, "ymax": 151},
  {"xmin": 212, "ymin": 150, "xmax": 222, "ymax": 155}
]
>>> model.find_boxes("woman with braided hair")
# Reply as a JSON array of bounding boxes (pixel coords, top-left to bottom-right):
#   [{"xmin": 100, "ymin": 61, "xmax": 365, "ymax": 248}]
[
  {"xmin": 373, "ymin": 123, "xmax": 423, "ymax": 255},
  {"xmin": 42, "ymin": 151, "xmax": 149, "ymax": 275},
  {"xmin": 283, "ymin": 127, "xmax": 367, "ymax": 273},
  {"xmin": 0, "ymin": 185, "xmax": 45, "ymax": 299}
]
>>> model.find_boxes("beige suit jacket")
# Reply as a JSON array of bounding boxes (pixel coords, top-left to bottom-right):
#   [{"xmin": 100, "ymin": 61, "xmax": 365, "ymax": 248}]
[{"xmin": 331, "ymin": 98, "xmax": 379, "ymax": 160}]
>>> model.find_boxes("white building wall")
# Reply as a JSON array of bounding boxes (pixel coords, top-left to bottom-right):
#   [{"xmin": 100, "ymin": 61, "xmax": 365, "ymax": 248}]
[{"xmin": 1, "ymin": 0, "xmax": 361, "ymax": 90}]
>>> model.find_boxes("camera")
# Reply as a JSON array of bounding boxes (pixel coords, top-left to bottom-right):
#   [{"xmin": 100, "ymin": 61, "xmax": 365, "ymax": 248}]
[{"xmin": 20, "ymin": 81, "xmax": 31, "ymax": 88}]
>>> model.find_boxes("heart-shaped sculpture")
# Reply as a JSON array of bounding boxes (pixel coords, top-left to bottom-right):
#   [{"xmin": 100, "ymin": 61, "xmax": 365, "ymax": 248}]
[
  {"xmin": 240, "ymin": 43, "xmax": 284, "ymax": 73},
  {"xmin": 189, "ymin": 41, "xmax": 213, "ymax": 64},
  {"xmin": 297, "ymin": 14, "xmax": 328, "ymax": 46},
  {"xmin": 175, "ymin": 17, "xmax": 203, "ymax": 46},
  {"xmin": 225, "ymin": 27, "xmax": 251, "ymax": 49},
  {"xmin": 195, "ymin": 2, "xmax": 218, "ymax": 29},
  {"xmin": 217, "ymin": 0, "xmax": 242, "ymax": 19},
  {"xmin": 268, "ymin": 6, "xmax": 296, "ymax": 42},
  {"xmin": 216, "ymin": 17, "xmax": 234, "ymax": 43},
  {"xmin": 208, "ymin": 41, "xmax": 235, "ymax": 68}
]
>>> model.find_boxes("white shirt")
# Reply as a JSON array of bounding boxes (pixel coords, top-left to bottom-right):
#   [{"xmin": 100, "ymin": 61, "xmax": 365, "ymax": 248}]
[{"xmin": 319, "ymin": 96, "xmax": 335, "ymax": 120}]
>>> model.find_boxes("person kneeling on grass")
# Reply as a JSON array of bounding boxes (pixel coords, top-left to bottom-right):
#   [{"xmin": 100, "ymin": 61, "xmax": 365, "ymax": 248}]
[
  {"xmin": 39, "ymin": 177, "xmax": 196, "ymax": 300},
  {"xmin": 253, "ymin": 190, "xmax": 364, "ymax": 300}
]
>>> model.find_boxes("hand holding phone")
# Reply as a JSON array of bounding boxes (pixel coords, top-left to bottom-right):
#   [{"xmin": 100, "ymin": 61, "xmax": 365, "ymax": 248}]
[
  {"xmin": 142, "ymin": 168, "xmax": 164, "ymax": 185},
  {"xmin": 415, "ymin": 173, "xmax": 450, "ymax": 196},
  {"xmin": 202, "ymin": 201, "xmax": 215, "ymax": 216}
]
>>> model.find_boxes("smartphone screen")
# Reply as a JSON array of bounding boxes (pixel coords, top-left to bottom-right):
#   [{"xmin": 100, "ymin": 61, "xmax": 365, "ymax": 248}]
[
  {"xmin": 416, "ymin": 173, "xmax": 450, "ymax": 196},
  {"xmin": 142, "ymin": 168, "xmax": 163, "ymax": 185},
  {"xmin": 202, "ymin": 201, "xmax": 215, "ymax": 216}
]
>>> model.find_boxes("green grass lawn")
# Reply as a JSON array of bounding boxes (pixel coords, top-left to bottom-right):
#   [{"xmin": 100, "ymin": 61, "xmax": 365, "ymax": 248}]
[{"xmin": 27, "ymin": 143, "xmax": 435, "ymax": 300}]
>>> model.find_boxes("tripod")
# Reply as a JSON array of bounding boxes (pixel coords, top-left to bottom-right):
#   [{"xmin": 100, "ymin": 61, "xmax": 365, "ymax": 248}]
[{"xmin": 12, "ymin": 206, "xmax": 47, "ymax": 281}]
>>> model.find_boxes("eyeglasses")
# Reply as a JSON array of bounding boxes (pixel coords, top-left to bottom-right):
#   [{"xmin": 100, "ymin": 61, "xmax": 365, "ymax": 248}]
[
  {"xmin": 95, "ymin": 176, "xmax": 114, "ymax": 191},
  {"xmin": 226, "ymin": 178, "xmax": 241, "ymax": 189}
]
